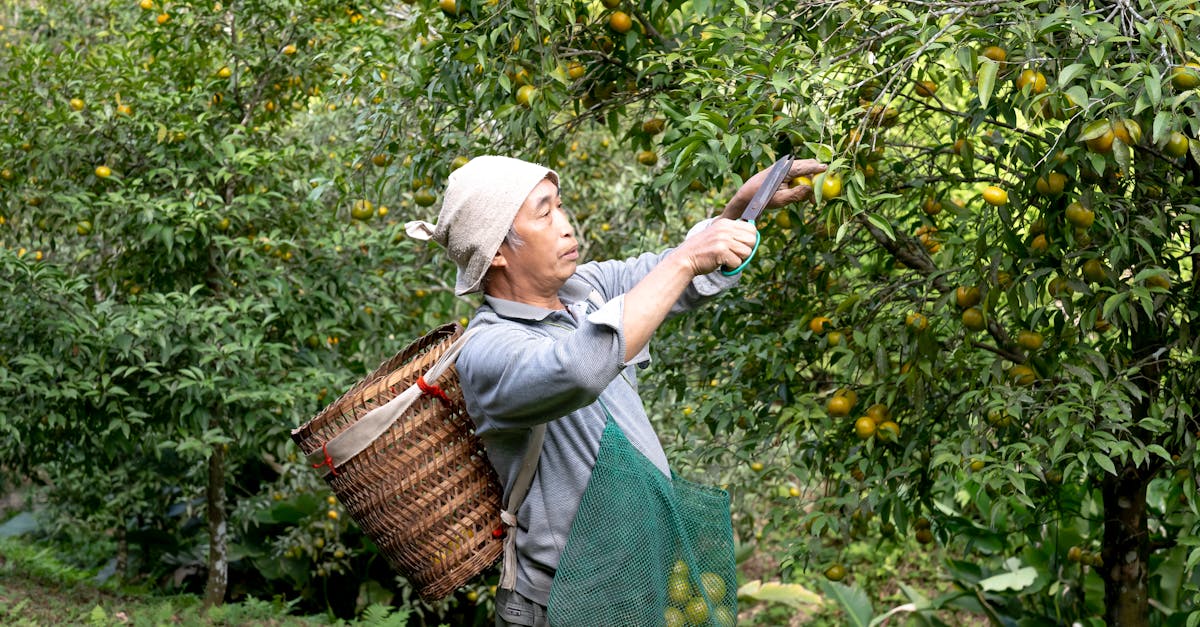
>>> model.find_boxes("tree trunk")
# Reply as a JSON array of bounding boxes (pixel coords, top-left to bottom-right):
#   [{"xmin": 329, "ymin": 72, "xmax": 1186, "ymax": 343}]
[
  {"xmin": 203, "ymin": 442, "xmax": 228, "ymax": 609},
  {"xmin": 1100, "ymin": 464, "xmax": 1150, "ymax": 626}
]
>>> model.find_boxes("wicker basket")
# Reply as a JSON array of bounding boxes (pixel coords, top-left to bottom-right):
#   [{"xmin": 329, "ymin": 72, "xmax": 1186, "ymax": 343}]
[{"xmin": 290, "ymin": 322, "xmax": 504, "ymax": 600}]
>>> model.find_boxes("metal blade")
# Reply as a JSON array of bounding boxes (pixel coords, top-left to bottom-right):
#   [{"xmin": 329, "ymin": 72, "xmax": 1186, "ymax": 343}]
[{"xmin": 739, "ymin": 155, "xmax": 794, "ymax": 222}]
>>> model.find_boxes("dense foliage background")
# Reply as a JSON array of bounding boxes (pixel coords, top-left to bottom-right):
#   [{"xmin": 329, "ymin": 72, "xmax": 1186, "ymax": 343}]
[{"xmin": 1, "ymin": 0, "xmax": 1197, "ymax": 624}]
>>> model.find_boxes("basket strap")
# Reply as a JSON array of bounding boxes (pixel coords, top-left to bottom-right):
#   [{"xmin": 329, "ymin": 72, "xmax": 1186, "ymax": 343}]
[
  {"xmin": 499, "ymin": 422, "xmax": 545, "ymax": 591},
  {"xmin": 304, "ymin": 326, "xmax": 483, "ymax": 477}
]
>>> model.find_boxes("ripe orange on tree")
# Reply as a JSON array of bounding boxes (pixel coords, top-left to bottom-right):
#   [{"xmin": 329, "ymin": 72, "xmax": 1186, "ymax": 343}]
[
  {"xmin": 1048, "ymin": 276, "xmax": 1072, "ymax": 298},
  {"xmin": 1084, "ymin": 121, "xmax": 1115, "ymax": 153},
  {"xmin": 1164, "ymin": 131, "xmax": 1189, "ymax": 158},
  {"xmin": 636, "ymin": 150, "xmax": 657, "ymax": 166},
  {"xmin": 566, "ymin": 61, "xmax": 585, "ymax": 80},
  {"xmin": 922, "ymin": 196, "xmax": 941, "ymax": 215},
  {"xmin": 914, "ymin": 80, "xmax": 937, "ymax": 98},
  {"xmin": 439, "ymin": 0, "xmax": 458, "ymax": 16},
  {"xmin": 350, "ymin": 199, "xmax": 375, "ymax": 220},
  {"xmin": 156, "ymin": 12, "xmax": 170, "ymax": 24},
  {"xmin": 824, "ymin": 564, "xmax": 846, "ymax": 581},
  {"xmin": 865, "ymin": 403, "xmax": 890, "ymax": 424},
  {"xmin": 906, "ymin": 312, "xmax": 928, "ymax": 332},
  {"xmin": 982, "ymin": 45, "xmax": 1007, "ymax": 62},
  {"xmin": 1035, "ymin": 172, "xmax": 1067, "ymax": 196},
  {"xmin": 1065, "ymin": 201, "xmax": 1094, "ymax": 229},
  {"xmin": 515, "ymin": 84, "xmax": 536, "ymax": 107},
  {"xmin": 854, "ymin": 416, "xmax": 876, "ymax": 440},
  {"xmin": 1145, "ymin": 272, "xmax": 1171, "ymax": 290},
  {"xmin": 1113, "ymin": 119, "xmax": 1142, "ymax": 145},
  {"xmin": 1008, "ymin": 364, "xmax": 1036, "ymax": 385},
  {"xmin": 69, "ymin": 98, "xmax": 85, "ymax": 111},
  {"xmin": 876, "ymin": 420, "xmax": 900, "ymax": 442},
  {"xmin": 641, "ymin": 118, "xmax": 666, "ymax": 134},
  {"xmin": 819, "ymin": 172, "xmax": 843, "ymax": 199},
  {"xmin": 1082, "ymin": 258, "xmax": 1107, "ymax": 283},
  {"xmin": 982, "ymin": 185, "xmax": 1008, "ymax": 206},
  {"xmin": 608, "ymin": 11, "xmax": 632, "ymax": 34},
  {"xmin": 1170, "ymin": 63, "xmax": 1200, "ymax": 90},
  {"xmin": 1015, "ymin": 69, "xmax": 1047, "ymax": 94},
  {"xmin": 956, "ymin": 286, "xmax": 981, "ymax": 308},
  {"xmin": 414, "ymin": 188, "xmax": 437, "ymax": 207},
  {"xmin": 809, "ymin": 316, "xmax": 832, "ymax": 334},
  {"xmin": 94, "ymin": 165, "xmax": 112, "ymax": 178},
  {"xmin": 827, "ymin": 388, "xmax": 857, "ymax": 417},
  {"xmin": 961, "ymin": 307, "xmax": 986, "ymax": 332},
  {"xmin": 1017, "ymin": 330, "xmax": 1044, "ymax": 350}
]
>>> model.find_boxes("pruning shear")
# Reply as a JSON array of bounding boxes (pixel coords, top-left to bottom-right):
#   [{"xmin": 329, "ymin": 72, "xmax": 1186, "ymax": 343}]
[{"xmin": 721, "ymin": 154, "xmax": 794, "ymax": 276}]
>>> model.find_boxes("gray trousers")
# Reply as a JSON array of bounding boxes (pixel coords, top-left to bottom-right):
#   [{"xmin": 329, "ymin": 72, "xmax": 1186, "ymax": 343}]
[{"xmin": 495, "ymin": 588, "xmax": 549, "ymax": 627}]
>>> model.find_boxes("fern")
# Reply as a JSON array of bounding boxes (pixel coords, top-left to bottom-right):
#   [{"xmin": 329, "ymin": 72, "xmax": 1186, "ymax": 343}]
[{"xmin": 358, "ymin": 603, "xmax": 412, "ymax": 627}]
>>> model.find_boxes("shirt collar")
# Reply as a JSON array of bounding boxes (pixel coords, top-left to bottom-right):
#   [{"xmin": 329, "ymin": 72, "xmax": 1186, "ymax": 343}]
[{"xmin": 483, "ymin": 277, "xmax": 593, "ymax": 322}]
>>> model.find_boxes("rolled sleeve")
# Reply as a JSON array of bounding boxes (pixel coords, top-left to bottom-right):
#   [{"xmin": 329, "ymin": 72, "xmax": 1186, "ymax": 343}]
[
  {"xmin": 585, "ymin": 294, "xmax": 650, "ymax": 367},
  {"xmin": 675, "ymin": 217, "xmax": 741, "ymax": 303}
]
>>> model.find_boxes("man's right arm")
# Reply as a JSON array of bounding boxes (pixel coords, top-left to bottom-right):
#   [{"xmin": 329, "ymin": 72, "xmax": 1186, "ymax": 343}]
[{"xmin": 618, "ymin": 219, "xmax": 757, "ymax": 362}]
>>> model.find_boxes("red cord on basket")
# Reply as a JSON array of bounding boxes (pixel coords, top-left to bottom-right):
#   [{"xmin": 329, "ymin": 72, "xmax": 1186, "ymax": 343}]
[
  {"xmin": 312, "ymin": 443, "xmax": 338, "ymax": 476},
  {"xmin": 417, "ymin": 376, "xmax": 451, "ymax": 405}
]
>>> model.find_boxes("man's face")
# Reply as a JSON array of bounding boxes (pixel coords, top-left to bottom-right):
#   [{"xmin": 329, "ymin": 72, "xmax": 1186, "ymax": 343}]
[{"xmin": 496, "ymin": 178, "xmax": 579, "ymax": 292}]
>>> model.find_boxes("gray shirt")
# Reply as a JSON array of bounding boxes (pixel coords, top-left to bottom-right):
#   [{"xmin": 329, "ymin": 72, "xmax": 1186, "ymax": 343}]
[{"xmin": 457, "ymin": 221, "xmax": 739, "ymax": 605}]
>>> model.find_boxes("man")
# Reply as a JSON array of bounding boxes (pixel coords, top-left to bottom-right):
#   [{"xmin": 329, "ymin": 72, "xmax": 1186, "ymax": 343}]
[{"xmin": 406, "ymin": 154, "xmax": 823, "ymax": 625}]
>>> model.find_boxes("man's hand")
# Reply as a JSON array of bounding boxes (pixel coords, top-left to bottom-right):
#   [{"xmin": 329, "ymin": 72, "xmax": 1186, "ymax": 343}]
[
  {"xmin": 674, "ymin": 218, "xmax": 759, "ymax": 276},
  {"xmin": 722, "ymin": 158, "xmax": 827, "ymax": 220}
]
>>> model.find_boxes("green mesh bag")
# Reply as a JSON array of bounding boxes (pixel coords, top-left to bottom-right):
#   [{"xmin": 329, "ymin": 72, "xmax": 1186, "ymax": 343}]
[{"xmin": 547, "ymin": 417, "xmax": 738, "ymax": 627}]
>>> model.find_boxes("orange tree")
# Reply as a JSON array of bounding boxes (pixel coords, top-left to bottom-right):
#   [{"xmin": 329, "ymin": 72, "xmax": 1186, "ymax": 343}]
[
  {"xmin": 0, "ymin": 0, "xmax": 478, "ymax": 616},
  {"xmin": 385, "ymin": 0, "xmax": 1200, "ymax": 623}
]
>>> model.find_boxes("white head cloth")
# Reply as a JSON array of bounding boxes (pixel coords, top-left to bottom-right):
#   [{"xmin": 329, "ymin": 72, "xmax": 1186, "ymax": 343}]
[{"xmin": 405, "ymin": 156, "xmax": 558, "ymax": 295}]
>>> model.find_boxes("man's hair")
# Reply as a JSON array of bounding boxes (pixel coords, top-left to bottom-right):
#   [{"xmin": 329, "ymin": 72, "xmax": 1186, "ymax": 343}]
[
  {"xmin": 481, "ymin": 224, "xmax": 524, "ymax": 292},
  {"xmin": 503, "ymin": 223, "xmax": 524, "ymax": 248}
]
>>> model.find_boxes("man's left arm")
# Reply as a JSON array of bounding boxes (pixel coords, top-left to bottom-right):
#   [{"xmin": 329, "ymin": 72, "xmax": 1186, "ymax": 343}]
[{"xmin": 582, "ymin": 158, "xmax": 826, "ymax": 362}]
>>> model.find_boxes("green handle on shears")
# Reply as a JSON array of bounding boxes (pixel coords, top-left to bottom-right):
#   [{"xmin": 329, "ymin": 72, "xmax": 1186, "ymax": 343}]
[{"xmin": 720, "ymin": 221, "xmax": 760, "ymax": 276}]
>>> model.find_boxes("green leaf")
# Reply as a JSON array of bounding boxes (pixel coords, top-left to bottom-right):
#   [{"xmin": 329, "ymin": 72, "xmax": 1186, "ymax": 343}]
[
  {"xmin": 737, "ymin": 579, "xmax": 823, "ymax": 609},
  {"xmin": 1093, "ymin": 452, "xmax": 1117, "ymax": 476},
  {"xmin": 1077, "ymin": 120, "xmax": 1112, "ymax": 142},
  {"xmin": 1057, "ymin": 63, "xmax": 1086, "ymax": 86},
  {"xmin": 866, "ymin": 213, "xmax": 896, "ymax": 241},
  {"xmin": 978, "ymin": 566, "xmax": 1038, "ymax": 592},
  {"xmin": 977, "ymin": 60, "xmax": 999, "ymax": 108},
  {"xmin": 819, "ymin": 581, "xmax": 873, "ymax": 627},
  {"xmin": 1144, "ymin": 72, "xmax": 1161, "ymax": 106}
]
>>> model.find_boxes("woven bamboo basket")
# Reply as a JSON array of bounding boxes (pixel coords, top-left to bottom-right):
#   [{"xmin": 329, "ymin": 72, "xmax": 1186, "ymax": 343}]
[{"xmin": 291, "ymin": 322, "xmax": 504, "ymax": 600}]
